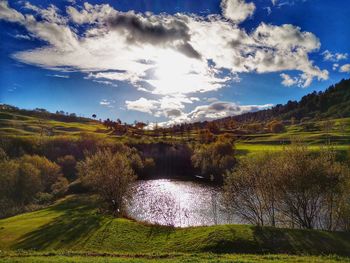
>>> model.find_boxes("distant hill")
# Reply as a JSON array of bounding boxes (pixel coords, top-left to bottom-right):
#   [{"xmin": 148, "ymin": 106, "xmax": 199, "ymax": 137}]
[
  {"xmin": 228, "ymin": 78, "xmax": 350, "ymax": 123},
  {"xmin": 0, "ymin": 104, "xmax": 94, "ymax": 123}
]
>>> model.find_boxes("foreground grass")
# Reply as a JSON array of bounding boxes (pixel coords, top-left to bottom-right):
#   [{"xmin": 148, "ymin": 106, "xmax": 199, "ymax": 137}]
[
  {"xmin": 0, "ymin": 195, "xmax": 349, "ymax": 258},
  {"xmin": 1, "ymin": 252, "xmax": 349, "ymax": 262}
]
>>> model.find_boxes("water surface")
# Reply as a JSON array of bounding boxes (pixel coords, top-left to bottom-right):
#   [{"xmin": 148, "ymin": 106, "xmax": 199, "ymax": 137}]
[{"xmin": 126, "ymin": 179, "xmax": 239, "ymax": 227}]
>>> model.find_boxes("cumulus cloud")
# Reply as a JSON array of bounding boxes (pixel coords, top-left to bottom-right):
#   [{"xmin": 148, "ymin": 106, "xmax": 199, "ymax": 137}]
[
  {"xmin": 0, "ymin": 0, "xmax": 330, "ymax": 123},
  {"xmin": 280, "ymin": 73, "xmax": 297, "ymax": 87},
  {"xmin": 125, "ymin": 97, "xmax": 159, "ymax": 114},
  {"xmin": 0, "ymin": 1, "xmax": 25, "ymax": 22},
  {"xmin": 339, "ymin": 64, "xmax": 350, "ymax": 73},
  {"xmin": 1, "ymin": 0, "xmax": 327, "ymax": 90},
  {"xmin": 151, "ymin": 101, "xmax": 273, "ymax": 127},
  {"xmin": 322, "ymin": 50, "xmax": 348, "ymax": 62},
  {"xmin": 221, "ymin": 0, "xmax": 255, "ymax": 23},
  {"xmin": 126, "ymin": 95, "xmax": 197, "ymax": 117},
  {"xmin": 187, "ymin": 102, "xmax": 272, "ymax": 122}
]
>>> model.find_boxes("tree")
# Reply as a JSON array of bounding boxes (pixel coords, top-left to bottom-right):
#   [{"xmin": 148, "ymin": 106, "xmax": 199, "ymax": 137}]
[
  {"xmin": 267, "ymin": 120, "xmax": 285, "ymax": 133},
  {"xmin": 224, "ymin": 153, "xmax": 278, "ymax": 226},
  {"xmin": 20, "ymin": 155, "xmax": 62, "ymax": 192},
  {"xmin": 51, "ymin": 177, "xmax": 69, "ymax": 197},
  {"xmin": 192, "ymin": 139, "xmax": 236, "ymax": 183},
  {"xmin": 77, "ymin": 149, "xmax": 137, "ymax": 216},
  {"xmin": 274, "ymin": 144, "xmax": 349, "ymax": 229},
  {"xmin": 57, "ymin": 155, "xmax": 77, "ymax": 181},
  {"xmin": 224, "ymin": 143, "xmax": 350, "ymax": 230},
  {"xmin": 0, "ymin": 147, "xmax": 8, "ymax": 162},
  {"xmin": 14, "ymin": 162, "xmax": 42, "ymax": 205},
  {"xmin": 197, "ymin": 129, "xmax": 214, "ymax": 144}
]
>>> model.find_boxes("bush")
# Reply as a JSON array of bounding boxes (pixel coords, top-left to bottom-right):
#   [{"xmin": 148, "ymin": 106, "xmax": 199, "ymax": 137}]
[
  {"xmin": 224, "ymin": 144, "xmax": 350, "ymax": 230},
  {"xmin": 34, "ymin": 192, "xmax": 54, "ymax": 205},
  {"xmin": 20, "ymin": 155, "xmax": 62, "ymax": 192},
  {"xmin": 267, "ymin": 120, "xmax": 285, "ymax": 133},
  {"xmin": 57, "ymin": 155, "xmax": 77, "ymax": 181},
  {"xmin": 192, "ymin": 140, "xmax": 236, "ymax": 183},
  {"xmin": 77, "ymin": 149, "xmax": 137, "ymax": 216},
  {"xmin": 51, "ymin": 177, "xmax": 69, "ymax": 197}
]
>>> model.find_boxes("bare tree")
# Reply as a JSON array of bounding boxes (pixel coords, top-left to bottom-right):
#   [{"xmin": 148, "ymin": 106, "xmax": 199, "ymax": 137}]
[{"xmin": 78, "ymin": 149, "xmax": 137, "ymax": 216}]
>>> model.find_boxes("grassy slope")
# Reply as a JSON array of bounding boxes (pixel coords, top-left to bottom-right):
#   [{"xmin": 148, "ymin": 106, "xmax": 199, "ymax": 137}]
[
  {"xmin": 235, "ymin": 118, "xmax": 350, "ymax": 156},
  {"xmin": 1, "ymin": 253, "xmax": 349, "ymax": 263},
  {"xmin": 1, "ymin": 109, "xmax": 349, "ymax": 157},
  {"xmin": 0, "ymin": 111, "xmax": 109, "ymax": 137},
  {"xmin": 1, "ymin": 196, "xmax": 350, "ymax": 258}
]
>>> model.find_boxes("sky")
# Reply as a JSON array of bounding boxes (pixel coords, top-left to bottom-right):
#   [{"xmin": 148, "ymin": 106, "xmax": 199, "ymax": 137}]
[{"xmin": 0, "ymin": 0, "xmax": 350, "ymax": 126}]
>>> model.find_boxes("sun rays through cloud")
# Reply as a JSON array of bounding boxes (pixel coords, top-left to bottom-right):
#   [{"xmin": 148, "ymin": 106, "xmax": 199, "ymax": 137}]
[{"xmin": 1, "ymin": 0, "xmax": 349, "ymax": 125}]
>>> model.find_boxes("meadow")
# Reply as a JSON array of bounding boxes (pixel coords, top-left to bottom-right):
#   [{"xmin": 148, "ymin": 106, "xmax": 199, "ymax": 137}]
[
  {"xmin": 1, "ymin": 108, "xmax": 350, "ymax": 262},
  {"xmin": 1, "ymin": 109, "xmax": 349, "ymax": 157},
  {"xmin": 1, "ymin": 195, "xmax": 350, "ymax": 262}
]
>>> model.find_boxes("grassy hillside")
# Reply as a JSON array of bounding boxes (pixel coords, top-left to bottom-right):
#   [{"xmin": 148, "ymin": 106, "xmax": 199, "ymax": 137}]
[
  {"xmin": 1, "ymin": 107, "xmax": 349, "ymax": 158},
  {"xmin": 0, "ymin": 110, "xmax": 109, "ymax": 138},
  {"xmin": 230, "ymin": 78, "xmax": 350, "ymax": 122},
  {"xmin": 1, "ymin": 195, "xmax": 350, "ymax": 262},
  {"xmin": 1, "ymin": 195, "xmax": 350, "ymax": 255}
]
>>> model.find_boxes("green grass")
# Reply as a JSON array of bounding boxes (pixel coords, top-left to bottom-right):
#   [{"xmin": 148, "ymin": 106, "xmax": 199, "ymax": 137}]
[
  {"xmin": 0, "ymin": 111, "xmax": 109, "ymax": 138},
  {"xmin": 1, "ymin": 195, "xmax": 350, "ymax": 257},
  {"xmin": 1, "ymin": 110, "xmax": 349, "ymax": 158},
  {"xmin": 1, "ymin": 252, "xmax": 349, "ymax": 262}
]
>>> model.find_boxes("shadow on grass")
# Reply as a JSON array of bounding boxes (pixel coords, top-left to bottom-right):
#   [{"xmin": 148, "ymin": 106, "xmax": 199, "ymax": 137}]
[
  {"xmin": 14, "ymin": 196, "xmax": 104, "ymax": 250},
  {"xmin": 252, "ymin": 226, "xmax": 350, "ymax": 256},
  {"xmin": 197, "ymin": 225, "xmax": 350, "ymax": 256},
  {"xmin": 147, "ymin": 224, "xmax": 176, "ymax": 239}
]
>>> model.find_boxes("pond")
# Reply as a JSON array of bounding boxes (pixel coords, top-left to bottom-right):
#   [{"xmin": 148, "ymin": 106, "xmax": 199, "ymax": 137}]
[{"xmin": 126, "ymin": 179, "xmax": 240, "ymax": 227}]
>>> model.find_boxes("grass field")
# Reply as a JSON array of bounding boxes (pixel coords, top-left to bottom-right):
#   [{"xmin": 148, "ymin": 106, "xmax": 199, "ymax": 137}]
[
  {"xmin": 1, "ymin": 110, "xmax": 350, "ymax": 262},
  {"xmin": 1, "ymin": 109, "xmax": 349, "ymax": 157},
  {"xmin": 0, "ymin": 111, "xmax": 109, "ymax": 137},
  {"xmin": 1, "ymin": 253, "xmax": 349, "ymax": 262},
  {"xmin": 0, "ymin": 195, "xmax": 350, "ymax": 262}
]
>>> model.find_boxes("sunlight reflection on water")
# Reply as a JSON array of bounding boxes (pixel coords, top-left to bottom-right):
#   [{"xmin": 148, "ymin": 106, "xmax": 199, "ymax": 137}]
[{"xmin": 125, "ymin": 179, "xmax": 239, "ymax": 227}]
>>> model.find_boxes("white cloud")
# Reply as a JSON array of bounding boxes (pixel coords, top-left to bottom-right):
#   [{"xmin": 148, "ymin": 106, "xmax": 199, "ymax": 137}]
[
  {"xmin": 0, "ymin": 1, "xmax": 25, "ymax": 23},
  {"xmin": 126, "ymin": 95, "xmax": 197, "ymax": 117},
  {"xmin": 125, "ymin": 97, "xmax": 159, "ymax": 114},
  {"xmin": 280, "ymin": 73, "xmax": 297, "ymax": 87},
  {"xmin": 280, "ymin": 72, "xmax": 319, "ymax": 88},
  {"xmin": 1, "ymin": 1, "xmax": 327, "ymax": 90},
  {"xmin": 152, "ymin": 101, "xmax": 273, "ymax": 127},
  {"xmin": 339, "ymin": 64, "xmax": 350, "ymax": 73},
  {"xmin": 99, "ymin": 99, "xmax": 115, "ymax": 107},
  {"xmin": 221, "ymin": 0, "xmax": 255, "ymax": 23},
  {"xmin": 12, "ymin": 34, "xmax": 31, "ymax": 40},
  {"xmin": 100, "ymin": 99, "xmax": 110, "ymax": 105},
  {"xmin": 0, "ymin": 0, "xmax": 330, "ymax": 123},
  {"xmin": 47, "ymin": 74, "xmax": 69, "ymax": 78},
  {"xmin": 322, "ymin": 50, "xmax": 348, "ymax": 62}
]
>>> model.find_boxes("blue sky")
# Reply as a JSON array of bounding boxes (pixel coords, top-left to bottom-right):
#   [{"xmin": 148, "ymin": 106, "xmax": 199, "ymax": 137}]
[{"xmin": 0, "ymin": 0, "xmax": 349, "ymax": 126}]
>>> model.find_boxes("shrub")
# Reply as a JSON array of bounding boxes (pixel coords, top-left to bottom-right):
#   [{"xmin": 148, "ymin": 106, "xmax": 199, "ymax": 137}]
[
  {"xmin": 77, "ymin": 149, "xmax": 137, "ymax": 216},
  {"xmin": 20, "ymin": 155, "xmax": 62, "ymax": 192},
  {"xmin": 57, "ymin": 155, "xmax": 77, "ymax": 181},
  {"xmin": 34, "ymin": 192, "xmax": 54, "ymax": 205},
  {"xmin": 192, "ymin": 140, "xmax": 236, "ymax": 183},
  {"xmin": 51, "ymin": 177, "xmax": 69, "ymax": 197},
  {"xmin": 224, "ymin": 144, "xmax": 350, "ymax": 230}
]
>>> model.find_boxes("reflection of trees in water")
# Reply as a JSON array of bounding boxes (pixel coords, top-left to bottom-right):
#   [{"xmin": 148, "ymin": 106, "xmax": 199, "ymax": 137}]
[
  {"xmin": 125, "ymin": 180, "xmax": 241, "ymax": 227},
  {"xmin": 149, "ymin": 194, "xmax": 191, "ymax": 227}
]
